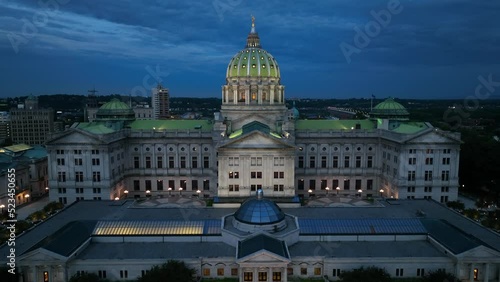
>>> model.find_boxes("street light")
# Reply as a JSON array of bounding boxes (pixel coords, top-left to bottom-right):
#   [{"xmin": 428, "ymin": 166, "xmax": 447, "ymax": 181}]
[
  {"xmin": 308, "ymin": 189, "xmax": 313, "ymax": 198},
  {"xmin": 0, "ymin": 204, "xmax": 4, "ymax": 213},
  {"xmin": 336, "ymin": 186, "xmax": 340, "ymax": 195},
  {"xmin": 325, "ymin": 187, "xmax": 330, "ymax": 196},
  {"xmin": 179, "ymin": 187, "xmax": 183, "ymax": 196},
  {"xmin": 196, "ymin": 189, "xmax": 201, "ymax": 197},
  {"xmin": 124, "ymin": 190, "xmax": 129, "ymax": 198},
  {"xmin": 114, "ymin": 197, "xmax": 120, "ymax": 201},
  {"xmin": 379, "ymin": 189, "xmax": 384, "ymax": 198},
  {"xmin": 168, "ymin": 187, "xmax": 172, "ymax": 197},
  {"xmin": 146, "ymin": 190, "xmax": 151, "ymax": 197},
  {"xmin": 357, "ymin": 189, "xmax": 362, "ymax": 198}
]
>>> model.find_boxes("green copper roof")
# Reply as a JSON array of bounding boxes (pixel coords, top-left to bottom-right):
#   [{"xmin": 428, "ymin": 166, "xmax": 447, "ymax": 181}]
[
  {"xmin": 77, "ymin": 123, "xmax": 119, "ymax": 134},
  {"xmin": 96, "ymin": 99, "xmax": 135, "ymax": 121},
  {"xmin": 295, "ymin": 120, "xmax": 376, "ymax": 131},
  {"xmin": 391, "ymin": 122, "xmax": 428, "ymax": 134},
  {"xmin": 99, "ymin": 99, "xmax": 131, "ymax": 110},
  {"xmin": 227, "ymin": 48, "xmax": 280, "ymax": 78},
  {"xmin": 128, "ymin": 120, "xmax": 213, "ymax": 132},
  {"xmin": 371, "ymin": 98, "xmax": 409, "ymax": 117}
]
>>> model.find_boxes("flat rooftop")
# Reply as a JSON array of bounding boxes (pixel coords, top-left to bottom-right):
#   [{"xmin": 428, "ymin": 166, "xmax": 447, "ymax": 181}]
[{"xmin": 1, "ymin": 199, "xmax": 499, "ymax": 262}]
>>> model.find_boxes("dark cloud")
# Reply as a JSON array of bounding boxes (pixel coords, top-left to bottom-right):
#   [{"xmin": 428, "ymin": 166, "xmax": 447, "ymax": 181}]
[{"xmin": 0, "ymin": 0, "xmax": 498, "ymax": 98}]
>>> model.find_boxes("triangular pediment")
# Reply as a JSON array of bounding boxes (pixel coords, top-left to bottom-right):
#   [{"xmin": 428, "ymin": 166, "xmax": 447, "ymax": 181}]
[
  {"xmin": 405, "ymin": 130, "xmax": 460, "ymax": 145},
  {"xmin": 19, "ymin": 248, "xmax": 67, "ymax": 263},
  {"xmin": 220, "ymin": 130, "xmax": 294, "ymax": 149},
  {"xmin": 457, "ymin": 245, "xmax": 500, "ymax": 259},
  {"xmin": 237, "ymin": 250, "xmax": 290, "ymax": 264},
  {"xmin": 46, "ymin": 129, "xmax": 105, "ymax": 145}
]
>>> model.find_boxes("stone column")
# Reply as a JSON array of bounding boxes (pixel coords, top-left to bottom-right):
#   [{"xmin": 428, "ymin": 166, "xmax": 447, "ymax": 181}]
[
  {"xmin": 253, "ymin": 268, "xmax": 258, "ymax": 282},
  {"xmin": 270, "ymin": 86, "xmax": 275, "ymax": 105},
  {"xmin": 32, "ymin": 265, "xmax": 37, "ymax": 282},
  {"xmin": 483, "ymin": 263, "xmax": 489, "ymax": 282},
  {"xmin": 455, "ymin": 263, "xmax": 461, "ymax": 279},
  {"xmin": 258, "ymin": 86, "xmax": 263, "ymax": 105},
  {"xmin": 470, "ymin": 263, "xmax": 475, "ymax": 282},
  {"xmin": 268, "ymin": 267, "xmax": 272, "ymax": 282},
  {"xmin": 233, "ymin": 88, "xmax": 238, "ymax": 105},
  {"xmin": 283, "ymin": 267, "xmax": 287, "ymax": 282},
  {"xmin": 245, "ymin": 88, "xmax": 250, "ymax": 105}
]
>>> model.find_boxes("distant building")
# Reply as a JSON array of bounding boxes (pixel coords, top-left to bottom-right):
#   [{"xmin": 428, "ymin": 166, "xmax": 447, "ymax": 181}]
[
  {"xmin": 10, "ymin": 95, "xmax": 54, "ymax": 145},
  {"xmin": 0, "ymin": 144, "xmax": 48, "ymax": 207},
  {"xmin": 152, "ymin": 84, "xmax": 170, "ymax": 119},
  {"xmin": 133, "ymin": 105, "xmax": 153, "ymax": 120},
  {"xmin": 0, "ymin": 111, "xmax": 10, "ymax": 143}
]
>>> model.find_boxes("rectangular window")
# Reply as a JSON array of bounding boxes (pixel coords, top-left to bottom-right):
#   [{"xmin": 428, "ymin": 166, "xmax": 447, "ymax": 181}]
[
  {"xmin": 301, "ymin": 268, "xmax": 307, "ymax": 275},
  {"xmin": 367, "ymin": 179, "xmax": 373, "ymax": 190},
  {"xmin": 169, "ymin": 180, "xmax": 175, "ymax": 190},
  {"xmin": 57, "ymin": 158, "xmax": 65, "ymax": 165},
  {"xmin": 157, "ymin": 180, "xmax": 163, "ymax": 191},
  {"xmin": 192, "ymin": 156, "xmax": 198, "ymax": 168},
  {"xmin": 407, "ymin": 186, "xmax": 415, "ymax": 192},
  {"xmin": 250, "ymin": 157, "xmax": 261, "ymax": 166},
  {"xmin": 332, "ymin": 269, "xmax": 341, "ymax": 277},
  {"xmin": 229, "ymin": 184, "xmax": 240, "ymax": 192},
  {"xmin": 309, "ymin": 179, "xmax": 316, "ymax": 190},
  {"xmin": 58, "ymin": 197, "xmax": 67, "ymax": 204},
  {"xmin": 274, "ymin": 157, "xmax": 285, "ymax": 166},
  {"xmin": 344, "ymin": 179, "xmax": 350, "ymax": 190},
  {"xmin": 273, "ymin": 184, "xmax": 284, "ymax": 191},
  {"xmin": 157, "ymin": 156, "xmax": 163, "ymax": 168},
  {"xmin": 231, "ymin": 268, "xmax": 238, "ymax": 276},
  {"xmin": 145, "ymin": 157, "xmax": 151, "ymax": 168},
  {"xmin": 180, "ymin": 180, "xmax": 187, "ymax": 190},
  {"xmin": 92, "ymin": 158, "xmax": 100, "ymax": 166},
  {"xmin": 408, "ymin": 171, "xmax": 416, "ymax": 181},
  {"xmin": 288, "ymin": 268, "xmax": 294, "ymax": 276},
  {"xmin": 203, "ymin": 269, "xmax": 211, "ymax": 277},
  {"xmin": 74, "ymin": 150, "xmax": 82, "ymax": 154},
  {"xmin": 120, "ymin": 270, "xmax": 128, "ymax": 279},
  {"xmin": 273, "ymin": 171, "xmax": 284, "ymax": 179},
  {"xmin": 229, "ymin": 171, "xmax": 240, "ymax": 179},
  {"xmin": 92, "ymin": 150, "xmax": 100, "ymax": 155},
  {"xmin": 258, "ymin": 272, "xmax": 267, "ymax": 281},
  {"xmin": 180, "ymin": 156, "xmax": 186, "ymax": 168},
  {"xmin": 169, "ymin": 156, "xmax": 175, "ymax": 168},
  {"xmin": 425, "ymin": 170, "xmax": 433, "ymax": 181},
  {"xmin": 134, "ymin": 156, "xmax": 140, "ymax": 168},
  {"xmin": 424, "ymin": 186, "xmax": 432, "ymax": 192},
  {"xmin": 344, "ymin": 156, "xmax": 350, "ymax": 168},
  {"xmin": 74, "ymin": 158, "xmax": 82, "ymax": 166},
  {"xmin": 409, "ymin": 149, "xmax": 416, "ymax": 154},
  {"xmin": 442, "ymin": 157, "xmax": 450, "ymax": 165},
  {"xmin": 92, "ymin": 171, "xmax": 101, "ymax": 182},
  {"xmin": 441, "ymin": 170, "xmax": 450, "ymax": 181},
  {"xmin": 309, "ymin": 156, "xmax": 316, "ymax": 168},
  {"xmin": 58, "ymin": 171, "xmax": 66, "ymax": 182},
  {"xmin": 416, "ymin": 268, "xmax": 425, "ymax": 277},
  {"xmin": 93, "ymin": 188, "xmax": 101, "ymax": 194},
  {"xmin": 409, "ymin": 157, "xmax": 416, "ymax": 165},
  {"xmin": 298, "ymin": 156, "xmax": 304, "ymax": 168},
  {"xmin": 443, "ymin": 149, "xmax": 451, "ymax": 154},
  {"xmin": 298, "ymin": 179, "xmax": 304, "ymax": 190},
  {"xmin": 203, "ymin": 180, "xmax": 210, "ymax": 191},
  {"xmin": 75, "ymin": 171, "xmax": 83, "ymax": 182},
  {"xmin": 332, "ymin": 179, "xmax": 339, "ymax": 190},
  {"xmin": 355, "ymin": 179, "xmax": 362, "ymax": 190},
  {"xmin": 367, "ymin": 156, "xmax": 372, "ymax": 168},
  {"xmin": 272, "ymin": 271, "xmax": 281, "ymax": 282},
  {"xmin": 134, "ymin": 180, "xmax": 140, "ymax": 191},
  {"xmin": 441, "ymin": 186, "xmax": 449, "ymax": 192},
  {"xmin": 333, "ymin": 156, "xmax": 339, "ymax": 168},
  {"xmin": 314, "ymin": 268, "xmax": 321, "ymax": 275},
  {"xmin": 98, "ymin": 270, "xmax": 106, "ymax": 279},
  {"xmin": 58, "ymin": 188, "xmax": 66, "ymax": 194},
  {"xmin": 395, "ymin": 268, "xmax": 404, "ymax": 277},
  {"xmin": 425, "ymin": 157, "xmax": 433, "ymax": 165},
  {"xmin": 244, "ymin": 272, "xmax": 252, "ymax": 281},
  {"xmin": 217, "ymin": 268, "xmax": 224, "ymax": 276},
  {"xmin": 203, "ymin": 156, "xmax": 210, "ymax": 168},
  {"xmin": 355, "ymin": 156, "xmax": 361, "ymax": 168},
  {"xmin": 192, "ymin": 180, "xmax": 198, "ymax": 190},
  {"xmin": 56, "ymin": 150, "xmax": 64, "ymax": 154},
  {"xmin": 321, "ymin": 179, "xmax": 327, "ymax": 190},
  {"xmin": 145, "ymin": 180, "xmax": 152, "ymax": 191},
  {"xmin": 76, "ymin": 188, "xmax": 84, "ymax": 194},
  {"xmin": 321, "ymin": 156, "xmax": 327, "ymax": 168},
  {"xmin": 426, "ymin": 149, "xmax": 434, "ymax": 154},
  {"xmin": 394, "ymin": 156, "xmax": 398, "ymax": 163},
  {"xmin": 251, "ymin": 171, "xmax": 262, "ymax": 179}
]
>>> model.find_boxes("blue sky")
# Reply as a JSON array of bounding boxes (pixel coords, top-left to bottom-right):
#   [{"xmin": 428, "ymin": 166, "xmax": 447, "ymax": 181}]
[{"xmin": 0, "ymin": 0, "xmax": 499, "ymax": 99}]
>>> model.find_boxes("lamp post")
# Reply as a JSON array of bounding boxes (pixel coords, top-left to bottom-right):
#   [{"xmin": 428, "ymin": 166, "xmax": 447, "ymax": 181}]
[
  {"xmin": 357, "ymin": 189, "xmax": 362, "ymax": 198},
  {"xmin": 146, "ymin": 190, "xmax": 151, "ymax": 197},
  {"xmin": 379, "ymin": 189, "xmax": 384, "ymax": 198},
  {"xmin": 25, "ymin": 194, "xmax": 30, "ymax": 202},
  {"xmin": 308, "ymin": 189, "xmax": 313, "ymax": 198},
  {"xmin": 0, "ymin": 204, "xmax": 4, "ymax": 213},
  {"xmin": 336, "ymin": 186, "xmax": 340, "ymax": 196},
  {"xmin": 123, "ymin": 190, "xmax": 129, "ymax": 199},
  {"xmin": 196, "ymin": 189, "xmax": 201, "ymax": 198},
  {"xmin": 114, "ymin": 197, "xmax": 120, "ymax": 201},
  {"xmin": 168, "ymin": 187, "xmax": 172, "ymax": 197},
  {"xmin": 325, "ymin": 187, "xmax": 330, "ymax": 196},
  {"xmin": 179, "ymin": 187, "xmax": 183, "ymax": 196}
]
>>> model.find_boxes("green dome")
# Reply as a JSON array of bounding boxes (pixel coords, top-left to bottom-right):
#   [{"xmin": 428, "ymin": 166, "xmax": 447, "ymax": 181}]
[
  {"xmin": 226, "ymin": 48, "xmax": 280, "ymax": 78},
  {"xmin": 96, "ymin": 98, "xmax": 135, "ymax": 122},
  {"xmin": 226, "ymin": 17, "xmax": 280, "ymax": 79},
  {"xmin": 371, "ymin": 98, "xmax": 409, "ymax": 120}
]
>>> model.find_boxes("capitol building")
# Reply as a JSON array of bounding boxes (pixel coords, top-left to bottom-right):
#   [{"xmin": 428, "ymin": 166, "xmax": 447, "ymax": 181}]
[
  {"xmin": 1, "ymin": 19, "xmax": 499, "ymax": 282},
  {"xmin": 46, "ymin": 18, "xmax": 461, "ymax": 205}
]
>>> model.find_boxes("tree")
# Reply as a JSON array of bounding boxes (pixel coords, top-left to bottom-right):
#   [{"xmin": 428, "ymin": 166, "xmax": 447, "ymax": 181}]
[
  {"xmin": 446, "ymin": 201, "xmax": 465, "ymax": 211},
  {"xmin": 138, "ymin": 260, "xmax": 196, "ymax": 282},
  {"xmin": 339, "ymin": 266, "xmax": 391, "ymax": 282},
  {"xmin": 424, "ymin": 269, "xmax": 458, "ymax": 282}
]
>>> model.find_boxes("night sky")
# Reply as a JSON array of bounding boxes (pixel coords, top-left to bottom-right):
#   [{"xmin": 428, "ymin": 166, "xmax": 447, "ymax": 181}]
[{"xmin": 0, "ymin": 0, "xmax": 499, "ymax": 99}]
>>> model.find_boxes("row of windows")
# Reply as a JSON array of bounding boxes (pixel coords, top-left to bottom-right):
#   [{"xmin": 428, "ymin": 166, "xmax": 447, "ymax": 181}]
[
  {"xmin": 133, "ymin": 179, "xmax": 210, "ymax": 191},
  {"xmin": 56, "ymin": 149, "xmax": 100, "ymax": 155},
  {"xmin": 298, "ymin": 156, "xmax": 374, "ymax": 169},
  {"xmin": 409, "ymin": 149, "xmax": 451, "ymax": 154},
  {"xmin": 298, "ymin": 179, "xmax": 373, "ymax": 191},
  {"xmin": 134, "ymin": 156, "xmax": 210, "ymax": 169},
  {"xmin": 57, "ymin": 171, "xmax": 101, "ymax": 182},
  {"xmin": 298, "ymin": 145, "xmax": 373, "ymax": 152},
  {"xmin": 408, "ymin": 157, "xmax": 451, "ymax": 165},
  {"xmin": 407, "ymin": 186, "xmax": 450, "ymax": 193},
  {"xmin": 407, "ymin": 170, "xmax": 450, "ymax": 181}
]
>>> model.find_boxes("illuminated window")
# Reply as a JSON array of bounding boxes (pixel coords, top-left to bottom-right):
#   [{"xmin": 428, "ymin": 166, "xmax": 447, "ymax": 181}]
[
  {"xmin": 217, "ymin": 268, "xmax": 224, "ymax": 276},
  {"xmin": 314, "ymin": 268, "xmax": 322, "ymax": 275},
  {"xmin": 258, "ymin": 272, "xmax": 267, "ymax": 281},
  {"xmin": 43, "ymin": 271, "xmax": 49, "ymax": 282},
  {"xmin": 272, "ymin": 272, "xmax": 281, "ymax": 281},
  {"xmin": 203, "ymin": 268, "xmax": 210, "ymax": 276},
  {"xmin": 244, "ymin": 272, "xmax": 252, "ymax": 281},
  {"xmin": 231, "ymin": 268, "xmax": 238, "ymax": 276},
  {"xmin": 474, "ymin": 268, "xmax": 478, "ymax": 280}
]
